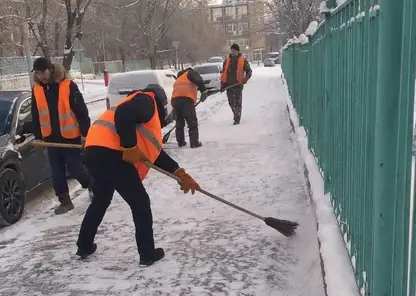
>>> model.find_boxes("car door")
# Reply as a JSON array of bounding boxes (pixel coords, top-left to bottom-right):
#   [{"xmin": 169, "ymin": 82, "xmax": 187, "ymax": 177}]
[{"xmin": 13, "ymin": 98, "xmax": 51, "ymax": 190}]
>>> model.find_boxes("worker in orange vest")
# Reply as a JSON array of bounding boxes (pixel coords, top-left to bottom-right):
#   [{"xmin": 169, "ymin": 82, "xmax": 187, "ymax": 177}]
[
  {"xmin": 75, "ymin": 85, "xmax": 200, "ymax": 267},
  {"xmin": 31, "ymin": 57, "xmax": 92, "ymax": 215},
  {"xmin": 220, "ymin": 43, "xmax": 252, "ymax": 125},
  {"xmin": 171, "ymin": 67, "xmax": 207, "ymax": 148}
]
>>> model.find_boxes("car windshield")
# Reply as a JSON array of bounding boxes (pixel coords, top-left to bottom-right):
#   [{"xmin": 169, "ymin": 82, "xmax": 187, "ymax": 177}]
[
  {"xmin": 207, "ymin": 58, "xmax": 223, "ymax": 63},
  {"xmin": 0, "ymin": 101, "xmax": 13, "ymax": 136},
  {"xmin": 108, "ymin": 73, "xmax": 158, "ymax": 95},
  {"xmin": 194, "ymin": 66, "xmax": 220, "ymax": 75}
]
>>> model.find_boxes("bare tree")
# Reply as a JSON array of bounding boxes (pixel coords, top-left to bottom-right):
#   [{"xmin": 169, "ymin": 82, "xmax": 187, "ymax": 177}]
[
  {"xmin": 62, "ymin": 0, "xmax": 94, "ymax": 71},
  {"xmin": 264, "ymin": 0, "xmax": 321, "ymax": 39}
]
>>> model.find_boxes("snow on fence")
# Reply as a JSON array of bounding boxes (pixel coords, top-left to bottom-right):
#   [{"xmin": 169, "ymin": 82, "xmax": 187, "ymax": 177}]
[{"xmin": 282, "ymin": 0, "xmax": 416, "ymax": 295}]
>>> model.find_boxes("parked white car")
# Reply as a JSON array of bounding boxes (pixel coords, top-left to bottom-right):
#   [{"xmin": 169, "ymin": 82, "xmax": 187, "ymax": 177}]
[
  {"xmin": 106, "ymin": 69, "xmax": 177, "ymax": 123},
  {"xmin": 193, "ymin": 64, "xmax": 222, "ymax": 91},
  {"xmin": 207, "ymin": 56, "xmax": 224, "ymax": 64}
]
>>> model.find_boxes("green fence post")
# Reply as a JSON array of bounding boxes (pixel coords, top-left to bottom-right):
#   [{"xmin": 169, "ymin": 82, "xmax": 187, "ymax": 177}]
[{"xmin": 371, "ymin": 0, "xmax": 406, "ymax": 294}]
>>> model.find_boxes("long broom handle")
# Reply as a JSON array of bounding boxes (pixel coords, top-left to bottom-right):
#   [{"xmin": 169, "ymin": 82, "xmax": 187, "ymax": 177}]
[
  {"xmin": 31, "ymin": 140, "xmax": 265, "ymax": 221},
  {"xmin": 164, "ymin": 83, "xmax": 242, "ymax": 133},
  {"xmin": 142, "ymin": 160, "xmax": 265, "ymax": 221}
]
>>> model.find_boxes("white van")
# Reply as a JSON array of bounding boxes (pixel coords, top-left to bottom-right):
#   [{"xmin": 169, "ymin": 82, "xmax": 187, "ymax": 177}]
[{"xmin": 106, "ymin": 69, "xmax": 177, "ymax": 123}]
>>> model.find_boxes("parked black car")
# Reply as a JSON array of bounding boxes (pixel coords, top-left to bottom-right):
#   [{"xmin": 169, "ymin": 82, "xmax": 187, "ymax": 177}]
[{"xmin": 0, "ymin": 91, "xmax": 53, "ymax": 226}]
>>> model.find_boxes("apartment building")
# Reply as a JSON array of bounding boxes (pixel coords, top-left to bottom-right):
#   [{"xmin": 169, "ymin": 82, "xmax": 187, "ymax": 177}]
[{"xmin": 209, "ymin": 0, "xmax": 266, "ymax": 61}]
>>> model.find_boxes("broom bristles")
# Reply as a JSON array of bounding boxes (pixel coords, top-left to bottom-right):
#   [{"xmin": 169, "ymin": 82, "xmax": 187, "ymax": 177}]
[{"xmin": 264, "ymin": 217, "xmax": 298, "ymax": 237}]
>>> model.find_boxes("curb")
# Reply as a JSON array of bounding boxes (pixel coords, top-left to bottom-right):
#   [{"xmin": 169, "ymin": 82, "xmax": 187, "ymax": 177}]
[{"xmin": 281, "ymin": 76, "xmax": 360, "ymax": 296}]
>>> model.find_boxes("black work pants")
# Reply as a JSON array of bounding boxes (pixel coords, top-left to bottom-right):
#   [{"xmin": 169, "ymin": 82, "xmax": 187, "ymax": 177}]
[
  {"xmin": 47, "ymin": 147, "xmax": 90, "ymax": 198},
  {"xmin": 174, "ymin": 98, "xmax": 199, "ymax": 145},
  {"xmin": 227, "ymin": 89, "xmax": 243, "ymax": 123},
  {"xmin": 76, "ymin": 159, "xmax": 155, "ymax": 255}
]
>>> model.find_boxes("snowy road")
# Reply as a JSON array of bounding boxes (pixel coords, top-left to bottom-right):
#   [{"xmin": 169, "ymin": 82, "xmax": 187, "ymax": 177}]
[{"xmin": 0, "ymin": 66, "xmax": 324, "ymax": 296}]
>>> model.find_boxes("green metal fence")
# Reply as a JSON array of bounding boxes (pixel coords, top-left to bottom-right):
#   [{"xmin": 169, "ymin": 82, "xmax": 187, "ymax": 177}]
[{"xmin": 282, "ymin": 0, "xmax": 416, "ymax": 295}]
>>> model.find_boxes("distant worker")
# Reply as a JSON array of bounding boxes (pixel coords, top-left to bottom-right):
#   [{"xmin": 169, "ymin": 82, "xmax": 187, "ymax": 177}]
[
  {"xmin": 220, "ymin": 43, "xmax": 252, "ymax": 125},
  {"xmin": 171, "ymin": 67, "xmax": 208, "ymax": 148},
  {"xmin": 31, "ymin": 57, "xmax": 92, "ymax": 215},
  {"xmin": 76, "ymin": 84, "xmax": 200, "ymax": 267}
]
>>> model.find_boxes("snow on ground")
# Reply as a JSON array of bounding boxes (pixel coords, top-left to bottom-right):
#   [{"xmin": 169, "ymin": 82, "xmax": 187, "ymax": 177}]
[
  {"xmin": 0, "ymin": 66, "xmax": 325, "ymax": 296},
  {"xmin": 283, "ymin": 79, "xmax": 360, "ymax": 296}
]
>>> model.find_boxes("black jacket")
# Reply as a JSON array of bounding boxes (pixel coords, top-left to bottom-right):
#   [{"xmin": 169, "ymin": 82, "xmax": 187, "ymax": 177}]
[
  {"xmin": 172, "ymin": 68, "xmax": 207, "ymax": 107},
  {"xmin": 31, "ymin": 63, "xmax": 90, "ymax": 144},
  {"xmin": 84, "ymin": 91, "xmax": 180, "ymax": 174}
]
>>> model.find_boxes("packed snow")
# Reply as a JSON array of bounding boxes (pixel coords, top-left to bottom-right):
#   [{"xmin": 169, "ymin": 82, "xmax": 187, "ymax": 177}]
[
  {"xmin": 283, "ymin": 79, "xmax": 360, "ymax": 296},
  {"xmin": 0, "ymin": 66, "xmax": 325, "ymax": 296}
]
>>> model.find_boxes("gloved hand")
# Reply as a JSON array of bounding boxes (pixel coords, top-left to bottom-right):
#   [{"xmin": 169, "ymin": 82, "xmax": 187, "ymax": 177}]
[
  {"xmin": 200, "ymin": 92, "xmax": 208, "ymax": 102},
  {"xmin": 174, "ymin": 168, "xmax": 200, "ymax": 194},
  {"xmin": 243, "ymin": 77, "xmax": 249, "ymax": 84},
  {"xmin": 122, "ymin": 146, "xmax": 146, "ymax": 164}
]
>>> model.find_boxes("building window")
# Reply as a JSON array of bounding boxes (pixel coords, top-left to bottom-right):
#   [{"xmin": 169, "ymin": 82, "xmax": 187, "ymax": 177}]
[
  {"xmin": 226, "ymin": 23, "xmax": 234, "ymax": 33},
  {"xmin": 212, "ymin": 8, "xmax": 222, "ymax": 21},
  {"xmin": 227, "ymin": 39, "xmax": 237, "ymax": 47},
  {"xmin": 225, "ymin": 7, "xmax": 236, "ymax": 19},
  {"xmin": 237, "ymin": 39, "xmax": 249, "ymax": 47},
  {"xmin": 214, "ymin": 24, "xmax": 224, "ymax": 33},
  {"xmin": 237, "ymin": 5, "xmax": 247, "ymax": 18}
]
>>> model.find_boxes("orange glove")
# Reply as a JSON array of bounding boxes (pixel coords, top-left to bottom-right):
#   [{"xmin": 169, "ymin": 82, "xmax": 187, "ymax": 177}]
[
  {"xmin": 122, "ymin": 146, "xmax": 146, "ymax": 164},
  {"xmin": 174, "ymin": 168, "xmax": 200, "ymax": 194}
]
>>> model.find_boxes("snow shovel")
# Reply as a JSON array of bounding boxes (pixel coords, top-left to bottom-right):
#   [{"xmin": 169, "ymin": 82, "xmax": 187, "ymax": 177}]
[
  {"xmin": 162, "ymin": 83, "xmax": 242, "ymax": 144},
  {"xmin": 31, "ymin": 141, "xmax": 298, "ymax": 237}
]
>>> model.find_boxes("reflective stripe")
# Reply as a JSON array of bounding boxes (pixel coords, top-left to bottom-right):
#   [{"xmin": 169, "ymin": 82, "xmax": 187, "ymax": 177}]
[
  {"xmin": 137, "ymin": 125, "xmax": 162, "ymax": 150},
  {"xmin": 93, "ymin": 120, "xmax": 116, "ymax": 132},
  {"xmin": 40, "ymin": 122, "xmax": 50, "ymax": 127},
  {"xmin": 92, "ymin": 119, "xmax": 162, "ymax": 151},
  {"xmin": 61, "ymin": 122, "xmax": 79, "ymax": 131},
  {"xmin": 39, "ymin": 109, "xmax": 49, "ymax": 116},
  {"xmin": 59, "ymin": 112, "xmax": 76, "ymax": 119}
]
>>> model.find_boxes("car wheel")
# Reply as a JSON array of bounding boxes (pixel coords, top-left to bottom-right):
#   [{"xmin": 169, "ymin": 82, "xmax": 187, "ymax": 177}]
[{"xmin": 0, "ymin": 169, "xmax": 25, "ymax": 226}]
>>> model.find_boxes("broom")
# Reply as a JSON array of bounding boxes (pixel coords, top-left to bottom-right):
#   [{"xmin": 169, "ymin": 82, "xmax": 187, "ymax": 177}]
[{"xmin": 31, "ymin": 140, "xmax": 298, "ymax": 237}]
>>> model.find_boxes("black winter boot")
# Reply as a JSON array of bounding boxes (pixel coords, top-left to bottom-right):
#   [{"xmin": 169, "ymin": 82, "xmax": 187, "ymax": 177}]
[
  {"xmin": 191, "ymin": 142, "xmax": 202, "ymax": 148},
  {"xmin": 54, "ymin": 193, "xmax": 74, "ymax": 215},
  {"xmin": 139, "ymin": 248, "xmax": 165, "ymax": 267},
  {"xmin": 76, "ymin": 243, "xmax": 97, "ymax": 259},
  {"xmin": 178, "ymin": 141, "xmax": 187, "ymax": 148}
]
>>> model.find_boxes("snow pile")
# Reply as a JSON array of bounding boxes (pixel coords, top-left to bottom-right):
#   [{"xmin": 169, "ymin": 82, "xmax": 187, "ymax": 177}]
[
  {"xmin": 298, "ymin": 34, "xmax": 309, "ymax": 45},
  {"xmin": 305, "ymin": 21, "xmax": 319, "ymax": 36},
  {"xmin": 282, "ymin": 76, "xmax": 360, "ymax": 296}
]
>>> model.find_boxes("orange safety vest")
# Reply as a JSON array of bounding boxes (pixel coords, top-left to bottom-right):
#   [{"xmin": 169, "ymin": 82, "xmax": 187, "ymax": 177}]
[
  {"xmin": 33, "ymin": 79, "xmax": 80, "ymax": 139},
  {"xmin": 85, "ymin": 91, "xmax": 162, "ymax": 180},
  {"xmin": 221, "ymin": 56, "xmax": 245, "ymax": 84},
  {"xmin": 171, "ymin": 72, "xmax": 198, "ymax": 102}
]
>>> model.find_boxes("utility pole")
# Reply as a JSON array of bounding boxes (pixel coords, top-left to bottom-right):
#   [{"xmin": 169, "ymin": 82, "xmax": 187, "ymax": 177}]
[{"xmin": 21, "ymin": 22, "xmax": 33, "ymax": 88}]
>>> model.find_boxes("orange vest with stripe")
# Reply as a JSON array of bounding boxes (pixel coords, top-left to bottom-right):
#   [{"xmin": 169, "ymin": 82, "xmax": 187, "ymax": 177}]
[
  {"xmin": 171, "ymin": 72, "xmax": 198, "ymax": 103},
  {"xmin": 221, "ymin": 56, "xmax": 245, "ymax": 84},
  {"xmin": 33, "ymin": 79, "xmax": 80, "ymax": 139},
  {"xmin": 85, "ymin": 91, "xmax": 162, "ymax": 180}
]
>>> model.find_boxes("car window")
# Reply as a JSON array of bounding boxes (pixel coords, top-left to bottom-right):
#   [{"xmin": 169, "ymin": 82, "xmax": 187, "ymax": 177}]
[
  {"xmin": 207, "ymin": 58, "xmax": 223, "ymax": 63},
  {"xmin": 16, "ymin": 98, "xmax": 32, "ymax": 133},
  {"xmin": 108, "ymin": 73, "xmax": 158, "ymax": 95},
  {"xmin": 0, "ymin": 100, "xmax": 13, "ymax": 136},
  {"xmin": 194, "ymin": 66, "xmax": 220, "ymax": 75}
]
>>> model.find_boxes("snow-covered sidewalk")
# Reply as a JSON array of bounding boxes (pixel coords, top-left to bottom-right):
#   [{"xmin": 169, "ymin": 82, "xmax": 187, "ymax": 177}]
[{"xmin": 0, "ymin": 66, "xmax": 324, "ymax": 296}]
